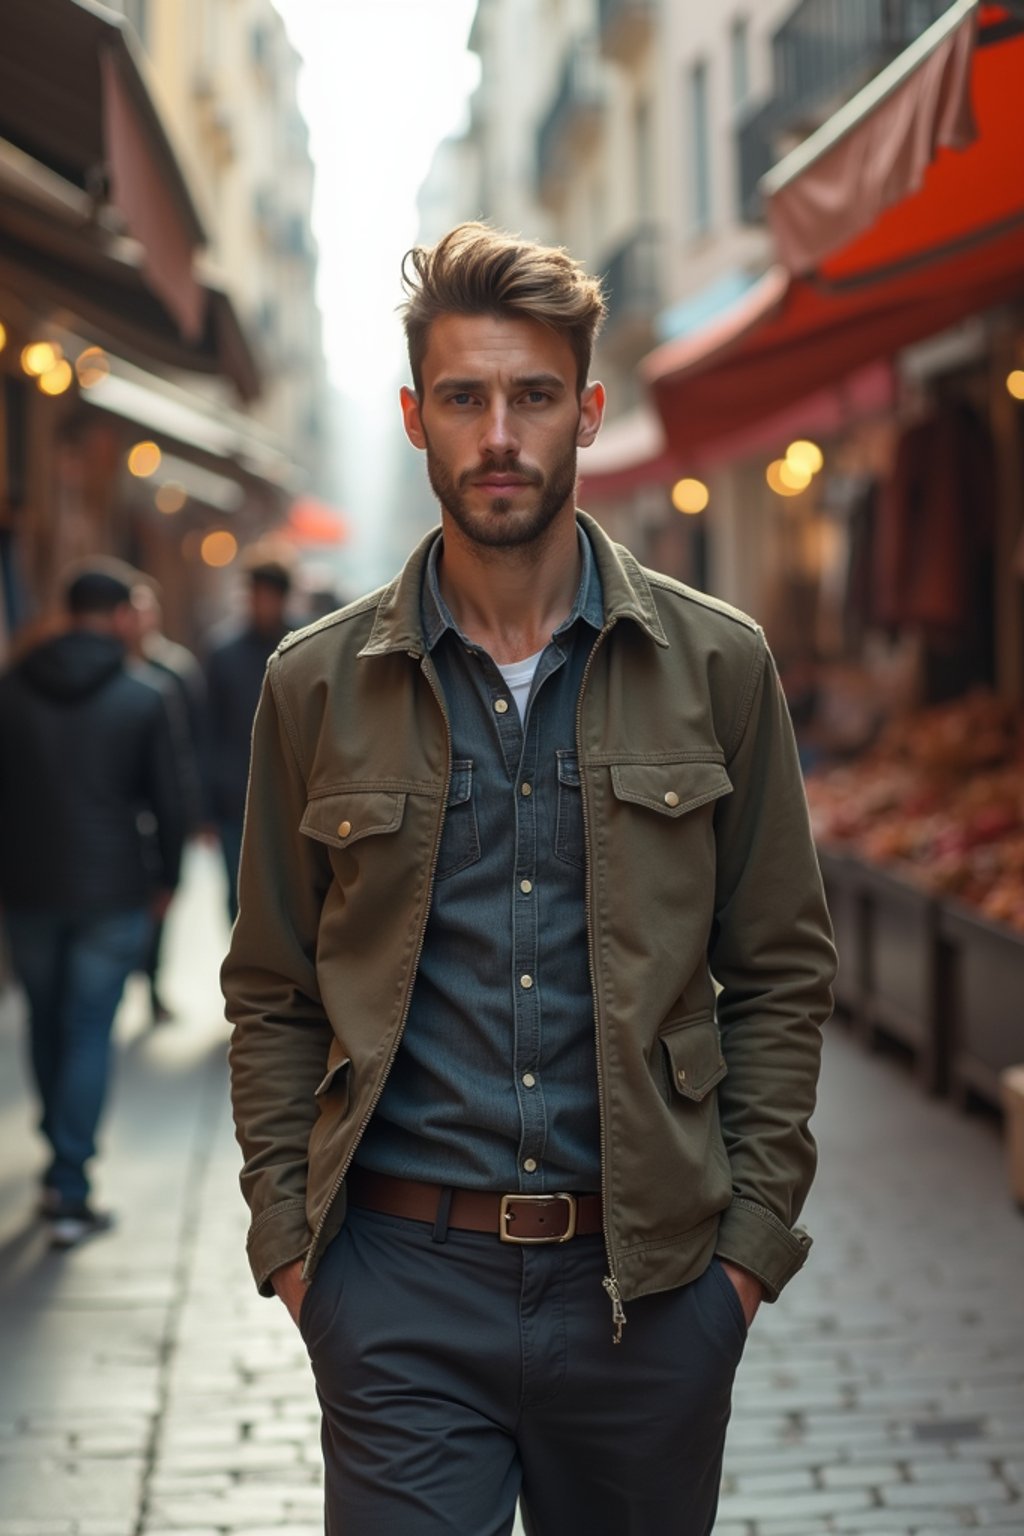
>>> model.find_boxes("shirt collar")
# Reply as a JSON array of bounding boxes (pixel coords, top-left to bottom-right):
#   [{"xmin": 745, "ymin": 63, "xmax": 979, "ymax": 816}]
[{"xmin": 422, "ymin": 525, "xmax": 604, "ymax": 653}]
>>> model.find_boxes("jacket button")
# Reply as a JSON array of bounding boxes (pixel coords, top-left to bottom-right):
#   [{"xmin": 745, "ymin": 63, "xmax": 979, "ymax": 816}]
[
  {"xmin": 677, "ymin": 1068, "xmax": 687, "ymax": 1083},
  {"xmin": 337, "ymin": 820, "xmax": 352, "ymax": 838},
  {"xmin": 664, "ymin": 791, "xmax": 680, "ymax": 808},
  {"xmin": 494, "ymin": 698, "xmax": 509, "ymax": 714}
]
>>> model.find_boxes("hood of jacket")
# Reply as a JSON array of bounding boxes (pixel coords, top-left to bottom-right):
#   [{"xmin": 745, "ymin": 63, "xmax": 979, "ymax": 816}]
[{"xmin": 18, "ymin": 630, "xmax": 125, "ymax": 704}]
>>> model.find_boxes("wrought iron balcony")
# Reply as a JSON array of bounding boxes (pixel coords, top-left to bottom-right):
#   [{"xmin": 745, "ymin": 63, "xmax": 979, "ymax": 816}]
[
  {"xmin": 737, "ymin": 0, "xmax": 956, "ymax": 221},
  {"xmin": 599, "ymin": 224, "xmax": 661, "ymax": 360},
  {"xmin": 535, "ymin": 39, "xmax": 605, "ymax": 207},
  {"xmin": 598, "ymin": 0, "xmax": 656, "ymax": 65}
]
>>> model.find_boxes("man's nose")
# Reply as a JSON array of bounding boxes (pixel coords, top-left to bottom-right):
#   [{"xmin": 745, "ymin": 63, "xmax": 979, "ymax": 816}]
[{"xmin": 479, "ymin": 402, "xmax": 519, "ymax": 457}]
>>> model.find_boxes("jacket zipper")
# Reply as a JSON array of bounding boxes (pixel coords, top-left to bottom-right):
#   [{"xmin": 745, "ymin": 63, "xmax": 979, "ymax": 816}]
[
  {"xmin": 303, "ymin": 650, "xmax": 451, "ymax": 1280},
  {"xmin": 576, "ymin": 618, "xmax": 627, "ymax": 1344}
]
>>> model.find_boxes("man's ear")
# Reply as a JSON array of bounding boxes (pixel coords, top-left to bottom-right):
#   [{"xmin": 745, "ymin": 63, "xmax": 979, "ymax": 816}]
[
  {"xmin": 400, "ymin": 386, "xmax": 426, "ymax": 451},
  {"xmin": 577, "ymin": 381, "xmax": 605, "ymax": 449}
]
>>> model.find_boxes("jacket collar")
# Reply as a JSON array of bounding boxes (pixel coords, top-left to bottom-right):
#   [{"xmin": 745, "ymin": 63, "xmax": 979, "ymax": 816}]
[{"xmin": 357, "ymin": 508, "xmax": 668, "ymax": 659}]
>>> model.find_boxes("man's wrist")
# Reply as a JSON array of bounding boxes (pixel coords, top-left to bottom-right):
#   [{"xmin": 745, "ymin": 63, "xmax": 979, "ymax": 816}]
[{"xmin": 718, "ymin": 1257, "xmax": 765, "ymax": 1327}]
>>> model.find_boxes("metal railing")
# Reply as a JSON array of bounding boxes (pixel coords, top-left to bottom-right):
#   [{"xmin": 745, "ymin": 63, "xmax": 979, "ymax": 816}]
[
  {"xmin": 535, "ymin": 39, "xmax": 605, "ymax": 202},
  {"xmin": 601, "ymin": 225, "xmax": 661, "ymax": 339}
]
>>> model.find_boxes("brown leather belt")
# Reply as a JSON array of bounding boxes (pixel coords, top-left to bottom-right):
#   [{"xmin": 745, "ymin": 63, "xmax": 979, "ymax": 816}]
[{"xmin": 346, "ymin": 1168, "xmax": 603, "ymax": 1244}]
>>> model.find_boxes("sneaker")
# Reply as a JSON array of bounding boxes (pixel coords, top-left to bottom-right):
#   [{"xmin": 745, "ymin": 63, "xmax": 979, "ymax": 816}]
[{"xmin": 48, "ymin": 1203, "xmax": 115, "ymax": 1250}]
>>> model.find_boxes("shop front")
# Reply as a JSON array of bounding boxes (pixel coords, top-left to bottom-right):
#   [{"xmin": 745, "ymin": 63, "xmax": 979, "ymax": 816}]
[
  {"xmin": 642, "ymin": 0, "xmax": 1024, "ymax": 1109},
  {"xmin": 0, "ymin": 0, "xmax": 293, "ymax": 654}
]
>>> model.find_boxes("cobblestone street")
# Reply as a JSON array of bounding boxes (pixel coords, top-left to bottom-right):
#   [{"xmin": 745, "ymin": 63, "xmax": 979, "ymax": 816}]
[{"xmin": 0, "ymin": 846, "xmax": 1021, "ymax": 1536}]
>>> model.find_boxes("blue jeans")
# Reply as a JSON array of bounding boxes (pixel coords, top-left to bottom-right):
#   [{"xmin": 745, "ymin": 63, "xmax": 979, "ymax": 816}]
[
  {"xmin": 5, "ymin": 908, "xmax": 150, "ymax": 1203},
  {"xmin": 217, "ymin": 819, "xmax": 244, "ymax": 925}
]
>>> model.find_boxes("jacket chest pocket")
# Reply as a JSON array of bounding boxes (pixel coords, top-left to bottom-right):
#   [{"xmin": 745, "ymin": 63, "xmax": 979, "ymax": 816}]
[
  {"xmin": 435, "ymin": 759, "xmax": 481, "ymax": 881},
  {"xmin": 609, "ymin": 758, "xmax": 733, "ymax": 821},
  {"xmin": 299, "ymin": 788, "xmax": 406, "ymax": 851}
]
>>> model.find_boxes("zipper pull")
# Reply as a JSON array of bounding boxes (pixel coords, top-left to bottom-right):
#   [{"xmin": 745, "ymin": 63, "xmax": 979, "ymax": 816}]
[{"xmin": 602, "ymin": 1274, "xmax": 627, "ymax": 1345}]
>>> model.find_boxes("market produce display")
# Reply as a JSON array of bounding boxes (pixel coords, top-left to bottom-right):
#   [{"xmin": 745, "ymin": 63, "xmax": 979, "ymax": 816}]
[{"xmin": 805, "ymin": 691, "xmax": 1024, "ymax": 934}]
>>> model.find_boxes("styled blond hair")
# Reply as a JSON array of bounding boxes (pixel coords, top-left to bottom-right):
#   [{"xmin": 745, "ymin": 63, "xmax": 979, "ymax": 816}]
[{"xmin": 401, "ymin": 222, "xmax": 606, "ymax": 396}]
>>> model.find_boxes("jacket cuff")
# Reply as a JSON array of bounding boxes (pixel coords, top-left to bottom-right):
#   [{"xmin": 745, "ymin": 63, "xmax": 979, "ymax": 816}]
[
  {"xmin": 715, "ymin": 1196, "xmax": 812, "ymax": 1301},
  {"xmin": 245, "ymin": 1197, "xmax": 312, "ymax": 1296}
]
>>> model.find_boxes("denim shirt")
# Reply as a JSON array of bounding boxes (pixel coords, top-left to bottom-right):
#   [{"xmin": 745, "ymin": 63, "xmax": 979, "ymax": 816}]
[{"xmin": 353, "ymin": 529, "xmax": 605, "ymax": 1193}]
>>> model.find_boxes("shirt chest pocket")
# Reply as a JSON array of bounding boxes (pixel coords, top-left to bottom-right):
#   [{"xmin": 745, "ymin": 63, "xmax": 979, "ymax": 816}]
[
  {"xmin": 555, "ymin": 749, "xmax": 584, "ymax": 869},
  {"xmin": 435, "ymin": 759, "xmax": 482, "ymax": 881}
]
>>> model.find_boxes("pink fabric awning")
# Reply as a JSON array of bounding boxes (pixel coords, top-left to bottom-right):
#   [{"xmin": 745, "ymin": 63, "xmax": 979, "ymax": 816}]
[
  {"xmin": 765, "ymin": 0, "xmax": 979, "ymax": 276},
  {"xmin": 100, "ymin": 46, "xmax": 205, "ymax": 342},
  {"xmin": 643, "ymin": 3, "xmax": 1024, "ymax": 464}
]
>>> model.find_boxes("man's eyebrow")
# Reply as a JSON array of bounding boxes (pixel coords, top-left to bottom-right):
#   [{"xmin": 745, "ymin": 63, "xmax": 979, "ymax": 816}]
[
  {"xmin": 431, "ymin": 372, "xmax": 568, "ymax": 396},
  {"xmin": 432, "ymin": 377, "xmax": 484, "ymax": 395}
]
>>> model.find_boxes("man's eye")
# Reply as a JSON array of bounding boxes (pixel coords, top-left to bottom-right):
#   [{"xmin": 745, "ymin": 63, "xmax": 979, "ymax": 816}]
[
  {"xmin": 451, "ymin": 393, "xmax": 474, "ymax": 406},
  {"xmin": 523, "ymin": 391, "xmax": 549, "ymax": 405}
]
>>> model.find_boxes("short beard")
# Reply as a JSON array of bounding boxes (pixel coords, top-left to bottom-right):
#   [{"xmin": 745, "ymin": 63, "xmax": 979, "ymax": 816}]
[{"xmin": 423, "ymin": 429, "xmax": 579, "ymax": 551}]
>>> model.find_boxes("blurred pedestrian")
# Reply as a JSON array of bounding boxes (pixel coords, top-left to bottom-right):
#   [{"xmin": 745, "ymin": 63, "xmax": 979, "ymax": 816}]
[
  {"xmin": 0, "ymin": 559, "xmax": 187, "ymax": 1247},
  {"xmin": 225, "ymin": 225, "xmax": 835, "ymax": 1534},
  {"xmin": 131, "ymin": 577, "xmax": 207, "ymax": 1023},
  {"xmin": 204, "ymin": 547, "xmax": 295, "ymax": 923}
]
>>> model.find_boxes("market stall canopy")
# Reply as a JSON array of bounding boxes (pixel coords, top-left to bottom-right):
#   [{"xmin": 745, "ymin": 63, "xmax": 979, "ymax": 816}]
[
  {"xmin": 75, "ymin": 351, "xmax": 302, "ymax": 507},
  {"xmin": 0, "ymin": 0, "xmax": 261, "ymax": 399},
  {"xmin": 644, "ymin": 0, "xmax": 1024, "ymax": 463}
]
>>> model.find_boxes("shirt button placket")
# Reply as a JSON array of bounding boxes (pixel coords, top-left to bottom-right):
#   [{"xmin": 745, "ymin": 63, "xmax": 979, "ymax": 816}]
[{"xmin": 513, "ymin": 700, "xmax": 542, "ymax": 1190}]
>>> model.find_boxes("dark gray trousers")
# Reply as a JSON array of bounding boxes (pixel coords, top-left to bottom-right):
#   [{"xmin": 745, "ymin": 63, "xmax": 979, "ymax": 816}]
[{"xmin": 299, "ymin": 1205, "xmax": 747, "ymax": 1535}]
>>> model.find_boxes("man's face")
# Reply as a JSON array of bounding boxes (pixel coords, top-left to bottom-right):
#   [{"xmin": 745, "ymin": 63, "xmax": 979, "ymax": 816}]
[
  {"xmin": 400, "ymin": 314, "xmax": 604, "ymax": 550},
  {"xmin": 249, "ymin": 579, "xmax": 288, "ymax": 633}
]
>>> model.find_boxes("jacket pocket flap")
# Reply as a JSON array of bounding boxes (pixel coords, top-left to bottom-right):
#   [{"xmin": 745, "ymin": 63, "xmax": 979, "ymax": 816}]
[
  {"xmin": 660, "ymin": 1013, "xmax": 727, "ymax": 1102},
  {"xmin": 300, "ymin": 790, "xmax": 405, "ymax": 849},
  {"xmin": 611, "ymin": 760, "xmax": 732, "ymax": 817}
]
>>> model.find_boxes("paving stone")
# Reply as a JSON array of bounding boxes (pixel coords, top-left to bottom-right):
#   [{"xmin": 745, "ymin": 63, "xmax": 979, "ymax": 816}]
[
  {"xmin": 718, "ymin": 1486, "xmax": 875, "ymax": 1520},
  {"xmin": 821, "ymin": 1462, "xmax": 906, "ymax": 1488},
  {"xmin": 882, "ymin": 1478, "xmax": 1013, "ymax": 1507},
  {"xmin": 730, "ymin": 1466, "xmax": 817, "ymax": 1495},
  {"xmin": 0, "ymin": 1524, "xmax": 76, "ymax": 1536},
  {"xmin": 830, "ymin": 1509, "xmax": 969, "ymax": 1530}
]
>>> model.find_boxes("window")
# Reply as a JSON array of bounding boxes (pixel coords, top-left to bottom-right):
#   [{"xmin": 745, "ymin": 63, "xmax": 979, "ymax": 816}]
[
  {"xmin": 730, "ymin": 17, "xmax": 750, "ymax": 113},
  {"xmin": 689, "ymin": 60, "xmax": 711, "ymax": 236}
]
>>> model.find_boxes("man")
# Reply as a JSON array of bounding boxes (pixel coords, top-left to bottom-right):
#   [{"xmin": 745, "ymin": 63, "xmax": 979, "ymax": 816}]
[
  {"xmin": 0, "ymin": 561, "xmax": 187, "ymax": 1247},
  {"xmin": 225, "ymin": 224, "xmax": 835, "ymax": 1535},
  {"xmin": 204, "ymin": 547, "xmax": 294, "ymax": 923},
  {"xmin": 130, "ymin": 577, "xmax": 207, "ymax": 1023}
]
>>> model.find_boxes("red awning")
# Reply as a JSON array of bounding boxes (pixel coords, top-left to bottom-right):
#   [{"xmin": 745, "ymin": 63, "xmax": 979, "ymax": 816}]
[
  {"xmin": 281, "ymin": 497, "xmax": 350, "ymax": 546},
  {"xmin": 644, "ymin": 1, "xmax": 1024, "ymax": 462}
]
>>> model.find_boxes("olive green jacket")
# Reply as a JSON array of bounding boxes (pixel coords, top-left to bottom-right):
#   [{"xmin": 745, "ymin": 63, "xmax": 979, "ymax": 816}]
[{"xmin": 225, "ymin": 513, "xmax": 835, "ymax": 1318}]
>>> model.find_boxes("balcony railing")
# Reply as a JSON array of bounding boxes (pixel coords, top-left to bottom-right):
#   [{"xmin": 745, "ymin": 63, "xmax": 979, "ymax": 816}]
[
  {"xmin": 598, "ymin": 0, "xmax": 656, "ymax": 64},
  {"xmin": 737, "ymin": 0, "xmax": 956, "ymax": 221},
  {"xmin": 535, "ymin": 39, "xmax": 605, "ymax": 206},
  {"xmin": 600, "ymin": 224, "xmax": 661, "ymax": 357}
]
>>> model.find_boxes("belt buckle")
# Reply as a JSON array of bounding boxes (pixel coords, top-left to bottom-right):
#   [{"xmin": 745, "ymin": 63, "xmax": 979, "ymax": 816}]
[{"xmin": 499, "ymin": 1192, "xmax": 578, "ymax": 1245}]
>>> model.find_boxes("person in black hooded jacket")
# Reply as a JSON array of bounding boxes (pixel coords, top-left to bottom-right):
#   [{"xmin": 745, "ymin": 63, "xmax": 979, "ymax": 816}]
[{"xmin": 0, "ymin": 559, "xmax": 187, "ymax": 1247}]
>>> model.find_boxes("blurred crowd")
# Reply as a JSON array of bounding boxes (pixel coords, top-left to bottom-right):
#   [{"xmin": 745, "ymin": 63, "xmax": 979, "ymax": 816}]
[{"xmin": 0, "ymin": 543, "xmax": 339, "ymax": 1248}]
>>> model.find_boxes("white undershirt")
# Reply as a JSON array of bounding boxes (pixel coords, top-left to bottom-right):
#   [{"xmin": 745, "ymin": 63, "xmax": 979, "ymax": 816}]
[{"xmin": 496, "ymin": 648, "xmax": 545, "ymax": 724}]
